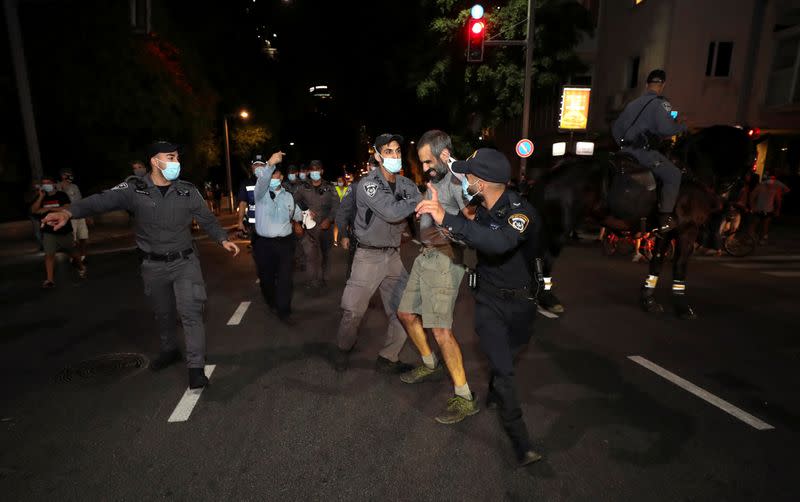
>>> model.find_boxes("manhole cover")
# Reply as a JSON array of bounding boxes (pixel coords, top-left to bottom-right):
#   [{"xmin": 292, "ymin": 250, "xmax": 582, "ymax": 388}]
[{"xmin": 56, "ymin": 353, "xmax": 149, "ymax": 382}]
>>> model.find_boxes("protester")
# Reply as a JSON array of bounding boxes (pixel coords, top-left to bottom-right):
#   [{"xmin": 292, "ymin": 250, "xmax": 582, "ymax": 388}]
[
  {"xmin": 749, "ymin": 173, "xmax": 791, "ymax": 244},
  {"xmin": 58, "ymin": 168, "xmax": 89, "ymax": 263},
  {"xmin": 31, "ymin": 174, "xmax": 87, "ymax": 288}
]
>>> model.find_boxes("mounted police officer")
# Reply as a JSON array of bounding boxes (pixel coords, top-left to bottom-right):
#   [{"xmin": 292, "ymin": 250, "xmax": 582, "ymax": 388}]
[
  {"xmin": 43, "ymin": 141, "xmax": 240, "ymax": 389},
  {"xmin": 612, "ymin": 69, "xmax": 687, "ymax": 233},
  {"xmin": 333, "ymin": 133, "xmax": 422, "ymax": 373},
  {"xmin": 416, "ymin": 148, "xmax": 543, "ymax": 467}
]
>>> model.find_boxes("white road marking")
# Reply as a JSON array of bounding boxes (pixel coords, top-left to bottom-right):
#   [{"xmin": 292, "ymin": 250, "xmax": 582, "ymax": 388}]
[
  {"xmin": 167, "ymin": 365, "xmax": 216, "ymax": 423},
  {"xmin": 762, "ymin": 271, "xmax": 800, "ymax": 278},
  {"xmin": 536, "ymin": 306, "xmax": 559, "ymax": 319},
  {"xmin": 628, "ymin": 356, "xmax": 774, "ymax": 431},
  {"xmin": 227, "ymin": 301, "xmax": 251, "ymax": 325}
]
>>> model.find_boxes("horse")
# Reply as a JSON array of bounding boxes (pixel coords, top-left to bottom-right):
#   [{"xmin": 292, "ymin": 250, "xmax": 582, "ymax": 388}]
[{"xmin": 528, "ymin": 125, "xmax": 753, "ymax": 320}]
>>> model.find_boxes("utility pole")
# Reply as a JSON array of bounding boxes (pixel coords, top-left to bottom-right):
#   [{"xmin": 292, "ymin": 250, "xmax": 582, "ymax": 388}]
[
  {"xmin": 4, "ymin": 0, "xmax": 43, "ymax": 181},
  {"xmin": 223, "ymin": 116, "xmax": 234, "ymax": 213}
]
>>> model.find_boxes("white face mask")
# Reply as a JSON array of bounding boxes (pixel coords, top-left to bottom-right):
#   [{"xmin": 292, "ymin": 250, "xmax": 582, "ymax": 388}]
[{"xmin": 380, "ymin": 155, "xmax": 402, "ymax": 174}]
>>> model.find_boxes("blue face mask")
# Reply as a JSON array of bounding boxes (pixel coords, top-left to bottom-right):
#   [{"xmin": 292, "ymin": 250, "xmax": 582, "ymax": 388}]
[
  {"xmin": 310, "ymin": 171, "xmax": 321, "ymax": 181},
  {"xmin": 381, "ymin": 156, "xmax": 402, "ymax": 174},
  {"xmin": 299, "ymin": 173, "xmax": 307, "ymax": 180},
  {"xmin": 288, "ymin": 173, "xmax": 297, "ymax": 181},
  {"xmin": 157, "ymin": 159, "xmax": 181, "ymax": 181},
  {"xmin": 269, "ymin": 178, "xmax": 282, "ymax": 191},
  {"xmin": 462, "ymin": 177, "xmax": 481, "ymax": 202}
]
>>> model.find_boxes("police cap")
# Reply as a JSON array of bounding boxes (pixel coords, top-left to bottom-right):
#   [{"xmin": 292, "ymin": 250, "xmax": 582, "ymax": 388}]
[
  {"xmin": 451, "ymin": 148, "xmax": 511, "ymax": 184},
  {"xmin": 374, "ymin": 133, "xmax": 404, "ymax": 152},
  {"xmin": 647, "ymin": 69, "xmax": 666, "ymax": 84},
  {"xmin": 251, "ymin": 154, "xmax": 266, "ymax": 165},
  {"xmin": 146, "ymin": 141, "xmax": 180, "ymax": 160}
]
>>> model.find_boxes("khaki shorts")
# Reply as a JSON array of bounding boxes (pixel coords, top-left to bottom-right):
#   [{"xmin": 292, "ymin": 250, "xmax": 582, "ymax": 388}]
[
  {"xmin": 43, "ymin": 233, "xmax": 75, "ymax": 255},
  {"xmin": 72, "ymin": 218, "xmax": 89, "ymax": 240},
  {"xmin": 398, "ymin": 247, "xmax": 465, "ymax": 329}
]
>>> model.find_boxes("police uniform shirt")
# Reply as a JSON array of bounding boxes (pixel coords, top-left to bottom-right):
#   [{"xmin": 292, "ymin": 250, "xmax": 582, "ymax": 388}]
[
  {"xmin": 611, "ymin": 90, "xmax": 687, "ymax": 147},
  {"xmin": 441, "ymin": 190, "xmax": 537, "ymax": 290},
  {"xmin": 254, "ymin": 165, "xmax": 302, "ymax": 238},
  {"xmin": 351, "ymin": 168, "xmax": 422, "ymax": 248},
  {"xmin": 68, "ymin": 174, "xmax": 229, "ymax": 254},
  {"xmin": 419, "ymin": 171, "xmax": 466, "ymax": 247},
  {"xmin": 293, "ymin": 179, "xmax": 340, "ymax": 223}
]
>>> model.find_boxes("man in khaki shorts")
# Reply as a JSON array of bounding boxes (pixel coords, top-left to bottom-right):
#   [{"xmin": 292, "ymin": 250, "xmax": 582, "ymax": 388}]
[
  {"xmin": 397, "ymin": 130, "xmax": 478, "ymax": 424},
  {"xmin": 58, "ymin": 168, "xmax": 89, "ymax": 263}
]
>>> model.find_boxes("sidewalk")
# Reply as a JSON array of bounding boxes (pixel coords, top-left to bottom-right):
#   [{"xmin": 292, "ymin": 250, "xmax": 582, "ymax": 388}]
[{"xmin": 0, "ymin": 213, "xmax": 240, "ymax": 266}]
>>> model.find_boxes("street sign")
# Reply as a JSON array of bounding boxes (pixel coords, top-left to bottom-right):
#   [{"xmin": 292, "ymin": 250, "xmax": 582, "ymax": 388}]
[
  {"xmin": 516, "ymin": 139, "xmax": 534, "ymax": 158},
  {"xmin": 558, "ymin": 86, "xmax": 591, "ymax": 131}
]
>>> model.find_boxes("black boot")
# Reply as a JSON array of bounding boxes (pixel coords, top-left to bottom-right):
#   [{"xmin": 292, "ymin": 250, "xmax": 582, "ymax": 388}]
[
  {"xmin": 656, "ymin": 213, "xmax": 677, "ymax": 233},
  {"xmin": 150, "ymin": 349, "xmax": 182, "ymax": 372},
  {"xmin": 640, "ymin": 286, "xmax": 664, "ymax": 313},
  {"xmin": 494, "ymin": 376, "xmax": 543, "ymax": 466},
  {"xmin": 333, "ymin": 348, "xmax": 350, "ymax": 373},
  {"xmin": 188, "ymin": 368, "xmax": 209, "ymax": 389}
]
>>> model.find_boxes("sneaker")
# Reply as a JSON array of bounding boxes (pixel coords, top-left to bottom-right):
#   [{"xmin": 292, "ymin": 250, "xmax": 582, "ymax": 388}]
[
  {"xmin": 400, "ymin": 363, "xmax": 445, "ymax": 384},
  {"xmin": 149, "ymin": 349, "xmax": 182, "ymax": 372},
  {"xmin": 434, "ymin": 394, "xmax": 480, "ymax": 424},
  {"xmin": 375, "ymin": 356, "xmax": 414, "ymax": 374},
  {"xmin": 518, "ymin": 449, "xmax": 544, "ymax": 467},
  {"xmin": 41, "ymin": 280, "xmax": 55, "ymax": 289},
  {"xmin": 188, "ymin": 368, "xmax": 209, "ymax": 389}
]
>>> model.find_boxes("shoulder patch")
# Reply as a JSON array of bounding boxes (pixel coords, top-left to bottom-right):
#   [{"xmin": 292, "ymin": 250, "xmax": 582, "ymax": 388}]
[
  {"xmin": 661, "ymin": 101, "xmax": 672, "ymax": 112},
  {"xmin": 364, "ymin": 182, "xmax": 379, "ymax": 198},
  {"xmin": 508, "ymin": 213, "xmax": 530, "ymax": 233},
  {"xmin": 111, "ymin": 182, "xmax": 128, "ymax": 191}
]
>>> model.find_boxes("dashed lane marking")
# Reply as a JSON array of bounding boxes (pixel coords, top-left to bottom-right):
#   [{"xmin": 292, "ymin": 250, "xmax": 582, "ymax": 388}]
[
  {"xmin": 227, "ymin": 301, "xmax": 251, "ymax": 325},
  {"xmin": 167, "ymin": 365, "xmax": 216, "ymax": 423},
  {"xmin": 628, "ymin": 356, "xmax": 774, "ymax": 431}
]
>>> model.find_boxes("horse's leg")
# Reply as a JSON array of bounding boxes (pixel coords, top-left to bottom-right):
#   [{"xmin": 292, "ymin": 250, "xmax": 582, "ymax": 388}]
[
  {"xmin": 640, "ymin": 234, "xmax": 671, "ymax": 313},
  {"xmin": 538, "ymin": 248, "xmax": 565, "ymax": 316},
  {"xmin": 672, "ymin": 224, "xmax": 700, "ymax": 320}
]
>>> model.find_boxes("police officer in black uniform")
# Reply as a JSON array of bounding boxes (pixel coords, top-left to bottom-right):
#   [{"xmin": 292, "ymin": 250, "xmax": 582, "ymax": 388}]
[
  {"xmin": 43, "ymin": 141, "xmax": 240, "ymax": 389},
  {"xmin": 415, "ymin": 148, "xmax": 542, "ymax": 466}
]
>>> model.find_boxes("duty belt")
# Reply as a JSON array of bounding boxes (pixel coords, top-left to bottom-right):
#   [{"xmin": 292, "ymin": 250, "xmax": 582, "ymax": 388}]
[
  {"xmin": 477, "ymin": 279, "xmax": 535, "ymax": 301},
  {"xmin": 358, "ymin": 243, "xmax": 398, "ymax": 251},
  {"xmin": 138, "ymin": 248, "xmax": 193, "ymax": 262}
]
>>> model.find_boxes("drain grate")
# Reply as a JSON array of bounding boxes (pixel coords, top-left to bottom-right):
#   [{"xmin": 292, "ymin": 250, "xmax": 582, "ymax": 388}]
[{"xmin": 56, "ymin": 353, "xmax": 149, "ymax": 382}]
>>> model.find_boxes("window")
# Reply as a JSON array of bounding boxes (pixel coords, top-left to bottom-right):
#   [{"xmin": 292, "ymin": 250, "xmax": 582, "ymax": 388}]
[
  {"xmin": 705, "ymin": 41, "xmax": 734, "ymax": 77},
  {"xmin": 628, "ymin": 56, "xmax": 640, "ymax": 89},
  {"xmin": 765, "ymin": 35, "xmax": 800, "ymax": 106}
]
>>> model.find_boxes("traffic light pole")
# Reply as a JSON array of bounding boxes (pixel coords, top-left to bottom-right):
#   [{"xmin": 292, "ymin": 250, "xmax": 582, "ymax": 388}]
[
  {"xmin": 481, "ymin": 1, "xmax": 534, "ymax": 181},
  {"xmin": 519, "ymin": 0, "xmax": 535, "ymax": 181}
]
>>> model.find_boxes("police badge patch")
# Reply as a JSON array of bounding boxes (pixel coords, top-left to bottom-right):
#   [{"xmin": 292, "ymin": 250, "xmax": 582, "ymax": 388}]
[
  {"xmin": 111, "ymin": 182, "xmax": 128, "ymax": 191},
  {"xmin": 364, "ymin": 182, "xmax": 379, "ymax": 198},
  {"xmin": 508, "ymin": 213, "xmax": 530, "ymax": 233},
  {"xmin": 662, "ymin": 100, "xmax": 672, "ymax": 112}
]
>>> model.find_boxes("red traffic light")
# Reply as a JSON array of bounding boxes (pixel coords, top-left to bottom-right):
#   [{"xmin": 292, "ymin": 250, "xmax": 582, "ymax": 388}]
[
  {"xmin": 471, "ymin": 20, "xmax": 485, "ymax": 35},
  {"xmin": 467, "ymin": 18, "xmax": 485, "ymax": 62}
]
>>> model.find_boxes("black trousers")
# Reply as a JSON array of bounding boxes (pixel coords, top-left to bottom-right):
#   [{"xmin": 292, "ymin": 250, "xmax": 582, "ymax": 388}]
[
  {"xmin": 474, "ymin": 290, "xmax": 535, "ymax": 456},
  {"xmin": 253, "ymin": 234, "xmax": 295, "ymax": 318}
]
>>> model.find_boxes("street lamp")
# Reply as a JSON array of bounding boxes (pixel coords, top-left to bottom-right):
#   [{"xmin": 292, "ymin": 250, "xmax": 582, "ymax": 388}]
[{"xmin": 223, "ymin": 109, "xmax": 249, "ymax": 213}]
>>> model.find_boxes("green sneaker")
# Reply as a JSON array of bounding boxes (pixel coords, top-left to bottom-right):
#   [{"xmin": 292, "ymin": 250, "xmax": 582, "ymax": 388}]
[
  {"xmin": 399, "ymin": 363, "xmax": 445, "ymax": 384},
  {"xmin": 435, "ymin": 394, "xmax": 480, "ymax": 424}
]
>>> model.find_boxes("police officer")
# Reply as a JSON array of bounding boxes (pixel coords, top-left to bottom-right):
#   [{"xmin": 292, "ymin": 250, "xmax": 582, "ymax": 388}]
[
  {"xmin": 335, "ymin": 181, "xmax": 358, "ymax": 280},
  {"xmin": 251, "ymin": 154, "xmax": 304, "ymax": 325},
  {"xmin": 612, "ymin": 69, "xmax": 687, "ymax": 233},
  {"xmin": 293, "ymin": 159, "xmax": 340, "ymax": 288},
  {"xmin": 334, "ymin": 134, "xmax": 422, "ymax": 373},
  {"xmin": 283, "ymin": 165, "xmax": 301, "ymax": 194},
  {"xmin": 416, "ymin": 148, "xmax": 542, "ymax": 467},
  {"xmin": 397, "ymin": 130, "xmax": 478, "ymax": 425},
  {"xmin": 237, "ymin": 155, "xmax": 264, "ymax": 239},
  {"xmin": 43, "ymin": 141, "xmax": 240, "ymax": 389}
]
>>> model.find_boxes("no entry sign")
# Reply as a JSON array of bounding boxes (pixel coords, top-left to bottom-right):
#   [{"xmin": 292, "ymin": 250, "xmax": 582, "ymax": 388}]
[{"xmin": 516, "ymin": 139, "xmax": 534, "ymax": 158}]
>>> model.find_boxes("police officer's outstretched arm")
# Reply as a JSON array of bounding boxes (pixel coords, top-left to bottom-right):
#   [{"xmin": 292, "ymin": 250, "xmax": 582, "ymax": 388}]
[
  {"xmin": 41, "ymin": 179, "xmax": 134, "ymax": 230},
  {"xmin": 361, "ymin": 178, "xmax": 420, "ymax": 223},
  {"xmin": 189, "ymin": 186, "xmax": 240, "ymax": 256}
]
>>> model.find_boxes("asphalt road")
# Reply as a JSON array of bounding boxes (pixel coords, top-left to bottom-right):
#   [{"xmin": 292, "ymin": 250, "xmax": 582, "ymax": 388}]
[{"xmin": 0, "ymin": 237, "xmax": 798, "ymax": 501}]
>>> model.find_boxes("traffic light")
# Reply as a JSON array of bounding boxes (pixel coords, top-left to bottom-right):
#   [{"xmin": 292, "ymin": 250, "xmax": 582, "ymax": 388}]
[{"xmin": 467, "ymin": 18, "xmax": 485, "ymax": 62}]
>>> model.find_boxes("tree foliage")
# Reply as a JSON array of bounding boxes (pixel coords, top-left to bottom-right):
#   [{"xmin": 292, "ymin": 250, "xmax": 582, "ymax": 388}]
[
  {"xmin": 232, "ymin": 125, "xmax": 272, "ymax": 168},
  {"xmin": 416, "ymin": 0, "xmax": 594, "ymax": 128}
]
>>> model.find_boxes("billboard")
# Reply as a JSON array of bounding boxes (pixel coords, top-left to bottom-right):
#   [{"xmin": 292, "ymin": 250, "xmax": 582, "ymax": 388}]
[{"xmin": 558, "ymin": 86, "xmax": 591, "ymax": 131}]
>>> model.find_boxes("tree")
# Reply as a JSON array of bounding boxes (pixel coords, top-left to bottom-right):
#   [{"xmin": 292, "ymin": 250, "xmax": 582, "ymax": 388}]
[
  {"xmin": 415, "ymin": 0, "xmax": 594, "ymax": 131},
  {"xmin": 232, "ymin": 125, "xmax": 272, "ymax": 170}
]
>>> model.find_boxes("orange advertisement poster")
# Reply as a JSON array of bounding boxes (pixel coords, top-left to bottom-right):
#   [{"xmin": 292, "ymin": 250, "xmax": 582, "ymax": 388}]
[{"xmin": 558, "ymin": 87, "xmax": 591, "ymax": 130}]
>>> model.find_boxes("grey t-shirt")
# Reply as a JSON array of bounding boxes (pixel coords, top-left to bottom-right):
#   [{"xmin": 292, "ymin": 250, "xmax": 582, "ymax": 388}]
[{"xmin": 419, "ymin": 172, "xmax": 466, "ymax": 246}]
